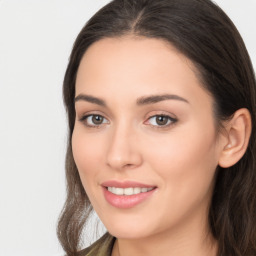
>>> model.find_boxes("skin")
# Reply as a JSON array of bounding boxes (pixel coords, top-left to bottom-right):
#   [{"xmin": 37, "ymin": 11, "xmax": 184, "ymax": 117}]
[{"xmin": 72, "ymin": 36, "xmax": 234, "ymax": 256}]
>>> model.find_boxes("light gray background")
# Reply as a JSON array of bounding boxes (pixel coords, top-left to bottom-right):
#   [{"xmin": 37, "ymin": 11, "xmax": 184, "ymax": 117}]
[{"xmin": 0, "ymin": 1, "xmax": 255, "ymax": 256}]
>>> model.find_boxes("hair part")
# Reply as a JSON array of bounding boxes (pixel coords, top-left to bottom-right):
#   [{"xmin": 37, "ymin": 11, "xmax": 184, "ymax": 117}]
[{"xmin": 57, "ymin": 0, "xmax": 256, "ymax": 255}]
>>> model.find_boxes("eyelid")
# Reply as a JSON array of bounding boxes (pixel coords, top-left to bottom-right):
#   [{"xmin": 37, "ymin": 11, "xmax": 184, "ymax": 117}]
[
  {"xmin": 79, "ymin": 113, "xmax": 109, "ymax": 128},
  {"xmin": 144, "ymin": 113, "xmax": 178, "ymax": 129},
  {"xmin": 78, "ymin": 111, "xmax": 178, "ymax": 129}
]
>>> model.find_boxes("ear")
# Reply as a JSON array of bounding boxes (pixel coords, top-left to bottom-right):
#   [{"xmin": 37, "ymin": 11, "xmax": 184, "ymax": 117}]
[{"xmin": 218, "ymin": 108, "xmax": 252, "ymax": 168}]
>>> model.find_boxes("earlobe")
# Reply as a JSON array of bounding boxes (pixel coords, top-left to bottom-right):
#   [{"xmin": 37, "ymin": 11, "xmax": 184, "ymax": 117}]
[{"xmin": 218, "ymin": 108, "xmax": 252, "ymax": 168}]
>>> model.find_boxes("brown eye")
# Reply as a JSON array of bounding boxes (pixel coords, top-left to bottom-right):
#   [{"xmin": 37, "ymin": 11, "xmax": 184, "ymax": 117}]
[
  {"xmin": 92, "ymin": 115, "xmax": 104, "ymax": 124},
  {"xmin": 147, "ymin": 115, "xmax": 177, "ymax": 127},
  {"xmin": 80, "ymin": 114, "xmax": 108, "ymax": 127},
  {"xmin": 156, "ymin": 116, "xmax": 169, "ymax": 125}
]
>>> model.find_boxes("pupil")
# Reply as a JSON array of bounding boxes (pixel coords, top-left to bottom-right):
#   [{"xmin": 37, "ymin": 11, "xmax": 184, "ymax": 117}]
[
  {"xmin": 93, "ymin": 115, "xmax": 102, "ymax": 124},
  {"xmin": 157, "ymin": 116, "xmax": 168, "ymax": 125}
]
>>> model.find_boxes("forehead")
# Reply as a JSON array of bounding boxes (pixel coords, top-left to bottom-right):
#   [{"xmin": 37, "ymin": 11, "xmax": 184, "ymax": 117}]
[
  {"xmin": 77, "ymin": 36, "xmax": 192, "ymax": 80},
  {"xmin": 75, "ymin": 36, "xmax": 213, "ymax": 110}
]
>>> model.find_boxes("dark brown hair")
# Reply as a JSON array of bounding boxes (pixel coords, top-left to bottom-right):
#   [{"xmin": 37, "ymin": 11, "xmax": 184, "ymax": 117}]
[{"xmin": 57, "ymin": 0, "xmax": 256, "ymax": 255}]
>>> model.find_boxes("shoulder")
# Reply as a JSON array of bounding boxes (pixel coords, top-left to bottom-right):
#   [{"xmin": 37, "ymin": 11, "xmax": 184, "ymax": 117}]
[{"xmin": 78, "ymin": 233, "xmax": 115, "ymax": 256}]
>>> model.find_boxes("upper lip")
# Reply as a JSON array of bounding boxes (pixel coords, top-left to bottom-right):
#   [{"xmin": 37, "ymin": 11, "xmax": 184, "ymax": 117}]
[{"xmin": 101, "ymin": 180, "xmax": 156, "ymax": 188}]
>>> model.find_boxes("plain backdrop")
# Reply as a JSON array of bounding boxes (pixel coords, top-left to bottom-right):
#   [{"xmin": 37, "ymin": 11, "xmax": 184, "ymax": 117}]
[{"xmin": 0, "ymin": 1, "xmax": 255, "ymax": 256}]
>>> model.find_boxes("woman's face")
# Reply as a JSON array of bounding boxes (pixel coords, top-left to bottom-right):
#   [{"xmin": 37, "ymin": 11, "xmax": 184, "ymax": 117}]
[{"xmin": 72, "ymin": 37, "xmax": 224, "ymax": 239}]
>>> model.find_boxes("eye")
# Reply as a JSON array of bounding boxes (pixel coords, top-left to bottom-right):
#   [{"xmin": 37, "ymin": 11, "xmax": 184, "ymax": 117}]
[
  {"xmin": 79, "ymin": 114, "xmax": 109, "ymax": 128},
  {"xmin": 146, "ymin": 115, "xmax": 177, "ymax": 128}
]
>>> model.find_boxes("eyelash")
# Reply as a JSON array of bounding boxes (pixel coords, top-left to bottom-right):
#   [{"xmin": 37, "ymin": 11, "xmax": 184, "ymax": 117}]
[{"xmin": 79, "ymin": 113, "xmax": 177, "ymax": 129}]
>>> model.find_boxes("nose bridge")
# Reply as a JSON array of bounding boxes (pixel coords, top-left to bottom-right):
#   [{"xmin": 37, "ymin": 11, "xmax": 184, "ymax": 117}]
[{"xmin": 106, "ymin": 118, "xmax": 142, "ymax": 170}]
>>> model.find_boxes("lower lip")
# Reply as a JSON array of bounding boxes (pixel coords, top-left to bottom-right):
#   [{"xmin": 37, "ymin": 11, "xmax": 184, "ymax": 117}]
[{"xmin": 102, "ymin": 187, "xmax": 156, "ymax": 209}]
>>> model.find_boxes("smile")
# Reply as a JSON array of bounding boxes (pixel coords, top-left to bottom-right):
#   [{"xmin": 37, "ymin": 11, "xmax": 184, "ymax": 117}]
[
  {"xmin": 101, "ymin": 181, "xmax": 157, "ymax": 209},
  {"xmin": 107, "ymin": 187, "xmax": 154, "ymax": 196}
]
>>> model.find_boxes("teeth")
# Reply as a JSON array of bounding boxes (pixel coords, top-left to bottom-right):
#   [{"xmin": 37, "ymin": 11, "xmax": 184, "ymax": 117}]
[
  {"xmin": 124, "ymin": 187, "xmax": 133, "ymax": 195},
  {"xmin": 115, "ymin": 188, "xmax": 123, "ymax": 195},
  {"xmin": 107, "ymin": 187, "xmax": 154, "ymax": 196},
  {"xmin": 133, "ymin": 187, "xmax": 141, "ymax": 194}
]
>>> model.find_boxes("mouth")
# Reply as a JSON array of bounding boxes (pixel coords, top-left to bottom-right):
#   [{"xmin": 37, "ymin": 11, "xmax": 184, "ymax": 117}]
[
  {"xmin": 106, "ymin": 186, "xmax": 155, "ymax": 196},
  {"xmin": 101, "ymin": 181, "xmax": 157, "ymax": 209}
]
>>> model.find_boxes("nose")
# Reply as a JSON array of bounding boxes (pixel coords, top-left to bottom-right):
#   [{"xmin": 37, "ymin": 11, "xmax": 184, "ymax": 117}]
[{"xmin": 106, "ymin": 122, "xmax": 143, "ymax": 171}]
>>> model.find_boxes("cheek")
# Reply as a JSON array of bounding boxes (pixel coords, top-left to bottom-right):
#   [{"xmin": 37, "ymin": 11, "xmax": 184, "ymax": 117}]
[
  {"xmin": 139, "ymin": 124, "xmax": 218, "ymax": 228},
  {"xmin": 146, "ymin": 120, "xmax": 218, "ymax": 198},
  {"xmin": 71, "ymin": 127, "xmax": 105, "ymax": 187}
]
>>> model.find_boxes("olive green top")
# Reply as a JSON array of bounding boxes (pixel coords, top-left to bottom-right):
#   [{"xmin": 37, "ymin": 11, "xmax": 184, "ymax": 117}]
[{"xmin": 78, "ymin": 233, "xmax": 115, "ymax": 256}]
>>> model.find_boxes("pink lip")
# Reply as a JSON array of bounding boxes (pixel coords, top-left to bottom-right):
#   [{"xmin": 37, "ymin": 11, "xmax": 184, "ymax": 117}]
[
  {"xmin": 101, "ymin": 180, "xmax": 155, "ymax": 188},
  {"xmin": 101, "ymin": 180, "xmax": 157, "ymax": 209}
]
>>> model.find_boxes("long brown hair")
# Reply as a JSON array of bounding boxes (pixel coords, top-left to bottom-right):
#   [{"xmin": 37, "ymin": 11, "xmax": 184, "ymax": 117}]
[{"xmin": 57, "ymin": 0, "xmax": 256, "ymax": 255}]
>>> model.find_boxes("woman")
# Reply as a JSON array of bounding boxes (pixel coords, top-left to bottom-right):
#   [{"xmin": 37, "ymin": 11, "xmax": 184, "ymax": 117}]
[{"xmin": 57, "ymin": 0, "xmax": 256, "ymax": 255}]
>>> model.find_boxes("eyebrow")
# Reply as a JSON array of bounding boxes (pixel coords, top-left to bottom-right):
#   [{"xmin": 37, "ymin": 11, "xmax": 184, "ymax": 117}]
[{"xmin": 74, "ymin": 93, "xmax": 189, "ymax": 106}]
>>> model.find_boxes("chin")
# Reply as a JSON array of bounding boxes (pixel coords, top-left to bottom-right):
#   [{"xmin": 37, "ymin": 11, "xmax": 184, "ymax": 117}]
[
  {"xmin": 103, "ymin": 217, "xmax": 160, "ymax": 240},
  {"xmin": 108, "ymin": 228, "xmax": 151, "ymax": 240}
]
